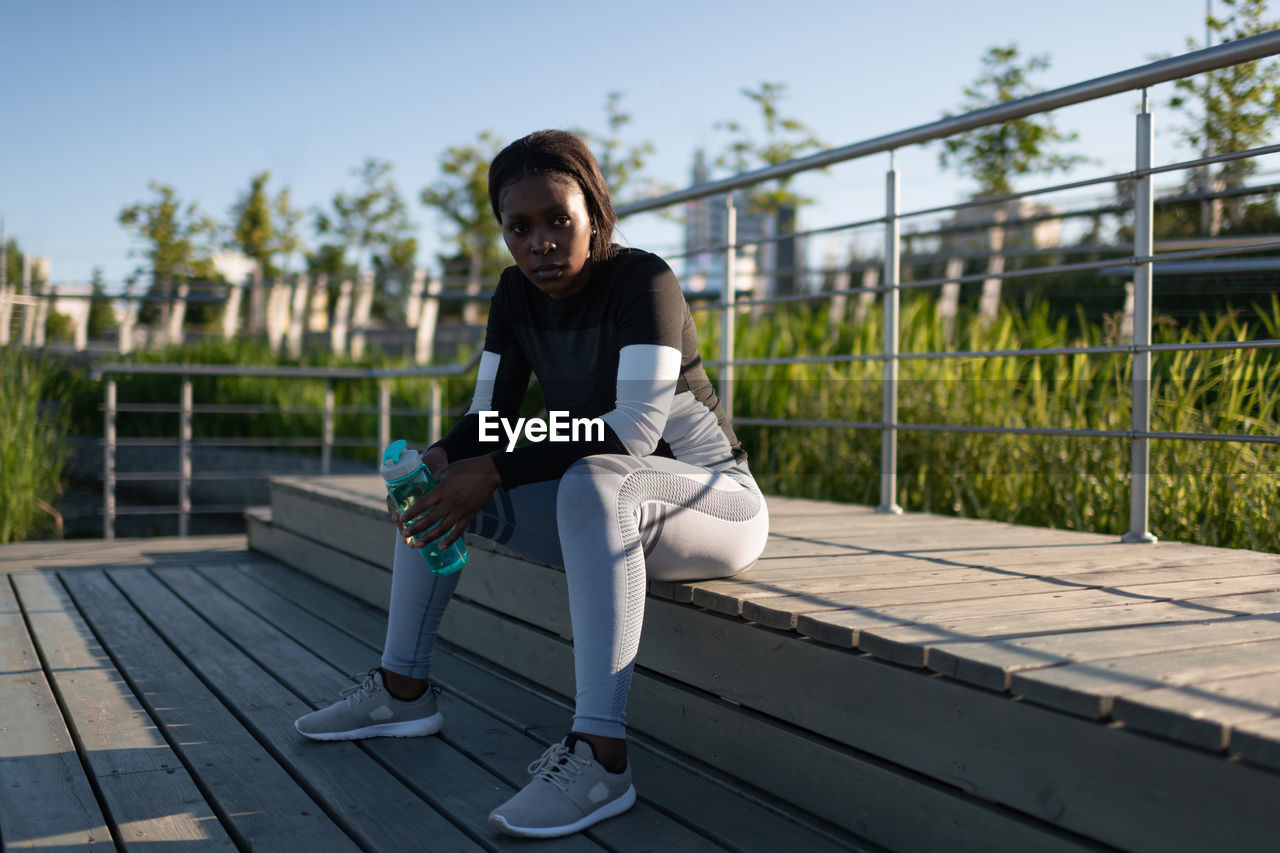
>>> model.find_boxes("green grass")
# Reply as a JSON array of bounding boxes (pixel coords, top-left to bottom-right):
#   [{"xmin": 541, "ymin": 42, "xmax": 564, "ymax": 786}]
[
  {"xmin": 1, "ymin": 352, "xmax": 72, "ymax": 543},
  {"xmin": 699, "ymin": 294, "xmax": 1279, "ymax": 552},
  {"xmin": 15, "ymin": 295, "xmax": 1280, "ymax": 553}
]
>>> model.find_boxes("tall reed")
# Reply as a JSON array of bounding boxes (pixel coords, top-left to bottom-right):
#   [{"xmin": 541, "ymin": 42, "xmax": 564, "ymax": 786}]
[
  {"xmin": 0, "ymin": 352, "xmax": 71, "ymax": 543},
  {"xmin": 701, "ymin": 294, "xmax": 1279, "ymax": 553}
]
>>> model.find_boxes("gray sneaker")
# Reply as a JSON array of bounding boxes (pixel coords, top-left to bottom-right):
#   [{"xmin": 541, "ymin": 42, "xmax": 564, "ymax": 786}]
[
  {"xmin": 488, "ymin": 736, "xmax": 636, "ymax": 838},
  {"xmin": 295, "ymin": 668, "xmax": 443, "ymax": 741}
]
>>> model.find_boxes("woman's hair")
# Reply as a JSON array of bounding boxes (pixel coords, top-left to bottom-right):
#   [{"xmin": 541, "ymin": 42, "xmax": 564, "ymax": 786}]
[{"xmin": 488, "ymin": 130, "xmax": 617, "ymax": 261}]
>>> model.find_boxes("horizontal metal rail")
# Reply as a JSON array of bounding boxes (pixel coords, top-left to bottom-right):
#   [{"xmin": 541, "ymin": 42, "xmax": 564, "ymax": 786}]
[
  {"xmin": 99, "ymin": 354, "xmax": 479, "ymax": 538},
  {"xmin": 616, "ymin": 30, "xmax": 1280, "ymax": 216},
  {"xmin": 734, "ymin": 418, "xmax": 1280, "ymax": 444}
]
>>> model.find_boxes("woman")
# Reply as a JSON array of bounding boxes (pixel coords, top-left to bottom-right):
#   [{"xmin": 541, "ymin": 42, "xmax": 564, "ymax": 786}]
[{"xmin": 295, "ymin": 129, "xmax": 769, "ymax": 838}]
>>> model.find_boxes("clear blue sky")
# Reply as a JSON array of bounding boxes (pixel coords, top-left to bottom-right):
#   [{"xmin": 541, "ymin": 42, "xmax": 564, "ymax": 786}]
[{"xmin": 1, "ymin": 0, "xmax": 1219, "ymax": 289}]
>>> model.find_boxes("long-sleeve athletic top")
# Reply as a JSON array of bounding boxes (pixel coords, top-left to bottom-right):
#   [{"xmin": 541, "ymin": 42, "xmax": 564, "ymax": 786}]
[{"xmin": 432, "ymin": 247, "xmax": 746, "ymax": 489}]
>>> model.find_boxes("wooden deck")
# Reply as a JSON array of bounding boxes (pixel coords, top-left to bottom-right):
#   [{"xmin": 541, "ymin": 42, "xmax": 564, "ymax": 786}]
[
  {"xmin": 0, "ymin": 538, "xmax": 870, "ymax": 852},
  {"xmin": 6, "ymin": 477, "xmax": 1280, "ymax": 850}
]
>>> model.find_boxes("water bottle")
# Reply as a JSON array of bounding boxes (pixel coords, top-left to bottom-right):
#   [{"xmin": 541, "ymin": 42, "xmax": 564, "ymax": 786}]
[{"xmin": 380, "ymin": 439, "xmax": 469, "ymax": 576}]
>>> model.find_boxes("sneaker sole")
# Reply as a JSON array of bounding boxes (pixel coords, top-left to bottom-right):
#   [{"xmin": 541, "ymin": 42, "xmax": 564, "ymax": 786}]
[
  {"xmin": 488, "ymin": 784, "xmax": 637, "ymax": 838},
  {"xmin": 295, "ymin": 711, "xmax": 444, "ymax": 741}
]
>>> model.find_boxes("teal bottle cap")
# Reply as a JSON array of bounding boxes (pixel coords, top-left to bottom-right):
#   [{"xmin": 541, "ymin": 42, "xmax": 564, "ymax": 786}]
[
  {"xmin": 380, "ymin": 439, "xmax": 422, "ymax": 481},
  {"xmin": 383, "ymin": 439, "xmax": 407, "ymax": 466}
]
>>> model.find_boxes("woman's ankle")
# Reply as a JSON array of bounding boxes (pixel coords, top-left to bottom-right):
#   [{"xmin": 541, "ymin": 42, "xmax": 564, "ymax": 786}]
[
  {"xmin": 572, "ymin": 731, "xmax": 627, "ymax": 774},
  {"xmin": 379, "ymin": 667, "xmax": 429, "ymax": 701}
]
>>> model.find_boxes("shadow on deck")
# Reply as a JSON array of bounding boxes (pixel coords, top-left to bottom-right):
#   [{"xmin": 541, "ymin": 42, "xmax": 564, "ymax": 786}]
[{"xmin": 4, "ymin": 475, "xmax": 1280, "ymax": 851}]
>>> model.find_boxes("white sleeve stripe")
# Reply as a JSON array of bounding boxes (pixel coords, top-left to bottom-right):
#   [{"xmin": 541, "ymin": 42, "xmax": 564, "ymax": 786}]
[
  {"xmin": 617, "ymin": 344, "xmax": 682, "ymax": 381},
  {"xmin": 600, "ymin": 344, "xmax": 682, "ymax": 455},
  {"xmin": 465, "ymin": 350, "xmax": 502, "ymax": 416}
]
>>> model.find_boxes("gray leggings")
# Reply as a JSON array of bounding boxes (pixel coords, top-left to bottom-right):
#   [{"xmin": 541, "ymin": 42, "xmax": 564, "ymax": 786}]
[{"xmin": 381, "ymin": 453, "xmax": 769, "ymax": 738}]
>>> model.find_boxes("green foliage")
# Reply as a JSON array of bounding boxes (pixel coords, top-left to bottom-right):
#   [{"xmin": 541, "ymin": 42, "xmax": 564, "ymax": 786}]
[
  {"xmin": 228, "ymin": 171, "xmax": 302, "ymax": 278},
  {"xmin": 0, "ymin": 352, "xmax": 71, "ymax": 542},
  {"xmin": 697, "ymin": 294, "xmax": 1280, "ymax": 553},
  {"xmin": 938, "ymin": 45, "xmax": 1090, "ymax": 196},
  {"xmin": 314, "ymin": 158, "xmax": 417, "ymax": 274},
  {"xmin": 715, "ymin": 81, "xmax": 826, "ymax": 215},
  {"xmin": 118, "ymin": 182, "xmax": 220, "ymax": 284},
  {"xmin": 87, "ymin": 267, "xmax": 118, "ymax": 338},
  {"xmin": 44, "ymin": 310, "xmax": 74, "ymax": 342},
  {"xmin": 575, "ymin": 92, "xmax": 668, "ymax": 206},
  {"xmin": 230, "ymin": 171, "xmax": 274, "ymax": 276},
  {"xmin": 1170, "ymin": 0, "xmax": 1280, "ymax": 196},
  {"xmin": 53, "ymin": 337, "xmax": 478, "ymax": 473},
  {"xmin": 419, "ymin": 130, "xmax": 508, "ymax": 279},
  {"xmin": 118, "ymin": 182, "xmax": 220, "ymax": 325}
]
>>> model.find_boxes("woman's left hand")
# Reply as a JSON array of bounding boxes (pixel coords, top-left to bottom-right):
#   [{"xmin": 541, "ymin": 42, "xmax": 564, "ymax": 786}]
[{"xmin": 400, "ymin": 454, "xmax": 502, "ymax": 550}]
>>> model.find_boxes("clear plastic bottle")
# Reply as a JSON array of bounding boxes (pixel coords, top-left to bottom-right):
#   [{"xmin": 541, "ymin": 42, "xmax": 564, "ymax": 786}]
[{"xmin": 380, "ymin": 439, "xmax": 469, "ymax": 576}]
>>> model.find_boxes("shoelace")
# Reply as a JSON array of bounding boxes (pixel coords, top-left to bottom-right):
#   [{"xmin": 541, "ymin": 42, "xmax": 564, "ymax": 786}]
[
  {"xmin": 340, "ymin": 668, "xmax": 440, "ymax": 706},
  {"xmin": 340, "ymin": 668, "xmax": 382, "ymax": 706},
  {"xmin": 527, "ymin": 742, "xmax": 592, "ymax": 793}
]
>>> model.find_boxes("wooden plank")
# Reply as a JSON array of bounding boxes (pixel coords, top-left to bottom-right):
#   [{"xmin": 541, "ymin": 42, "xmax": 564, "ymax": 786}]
[
  {"xmin": 188, "ymin": 563, "xmax": 685, "ymax": 852},
  {"xmin": 0, "ymin": 535, "xmax": 247, "ymax": 573},
  {"xmin": 440, "ymin": 597, "xmax": 1098, "ymax": 853},
  {"xmin": 743, "ymin": 578, "xmax": 1115, "ymax": 629},
  {"xmin": 433, "ymin": 693, "xmax": 726, "ymax": 853},
  {"xmin": 627, "ymin": 597, "xmax": 1280, "ymax": 851},
  {"xmin": 107, "ymin": 567, "xmax": 485, "ymax": 852},
  {"xmin": 60, "ymin": 570, "xmax": 362, "ymax": 852},
  {"xmin": 1230, "ymin": 716, "xmax": 1280, "ymax": 773},
  {"xmin": 1112, "ymin": 672, "xmax": 1280, "ymax": 752},
  {"xmin": 455, "ymin": 551, "xmax": 573, "ymax": 638},
  {"xmin": 248, "ymin": 513, "xmax": 392, "ymax": 610},
  {"xmin": 270, "ymin": 485, "xmax": 392, "ymax": 568},
  {"xmin": 429, "ymin": 648, "xmax": 867, "ymax": 853},
  {"xmin": 1009, "ymin": 638, "xmax": 1280, "ymax": 719},
  {"xmin": 925, "ymin": 615, "xmax": 1280, "ymax": 692},
  {"xmin": 920, "ymin": 544, "xmax": 1279, "ymax": 574},
  {"xmin": 853, "ymin": 600, "xmax": 1241, "ymax": 668},
  {"xmin": 11, "ymin": 572, "xmax": 237, "ymax": 850},
  {"xmin": 750, "ymin": 567, "xmax": 1280, "ymax": 633},
  {"xmin": 0, "ymin": 576, "xmax": 114, "ymax": 850}
]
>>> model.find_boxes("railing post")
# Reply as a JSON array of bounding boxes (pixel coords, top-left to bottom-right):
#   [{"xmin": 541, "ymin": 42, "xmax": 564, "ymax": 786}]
[
  {"xmin": 878, "ymin": 153, "xmax": 903, "ymax": 515},
  {"xmin": 322, "ymin": 379, "xmax": 334, "ymax": 476},
  {"xmin": 379, "ymin": 380, "xmax": 391, "ymax": 452},
  {"xmin": 104, "ymin": 378, "xmax": 116, "ymax": 540},
  {"xmin": 1124, "ymin": 90, "xmax": 1158, "ymax": 543},
  {"xmin": 179, "ymin": 376, "xmax": 192, "ymax": 537},
  {"xmin": 721, "ymin": 194, "xmax": 737, "ymax": 422},
  {"xmin": 428, "ymin": 379, "xmax": 443, "ymax": 446}
]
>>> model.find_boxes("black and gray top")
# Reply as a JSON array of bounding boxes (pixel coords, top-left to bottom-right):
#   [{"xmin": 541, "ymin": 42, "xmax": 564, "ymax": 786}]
[{"xmin": 434, "ymin": 247, "xmax": 746, "ymax": 489}]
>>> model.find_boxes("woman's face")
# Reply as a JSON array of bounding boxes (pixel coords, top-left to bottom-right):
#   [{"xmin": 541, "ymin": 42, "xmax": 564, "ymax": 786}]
[{"xmin": 499, "ymin": 173, "xmax": 593, "ymax": 300}]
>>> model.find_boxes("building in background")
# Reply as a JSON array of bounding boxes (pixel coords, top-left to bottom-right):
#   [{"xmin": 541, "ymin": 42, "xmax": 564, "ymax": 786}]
[{"xmin": 682, "ymin": 150, "xmax": 802, "ymax": 302}]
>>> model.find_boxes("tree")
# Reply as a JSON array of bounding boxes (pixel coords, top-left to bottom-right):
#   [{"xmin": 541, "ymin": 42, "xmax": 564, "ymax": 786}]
[
  {"xmin": 715, "ymin": 82, "xmax": 826, "ymax": 296},
  {"xmin": 1169, "ymin": 0, "xmax": 1280, "ymax": 233},
  {"xmin": 938, "ymin": 44, "xmax": 1088, "ymax": 197},
  {"xmin": 118, "ymin": 182, "xmax": 219, "ymax": 327},
  {"xmin": 314, "ymin": 158, "xmax": 417, "ymax": 277},
  {"xmin": 229, "ymin": 171, "xmax": 305, "ymax": 279},
  {"xmin": 420, "ymin": 130, "xmax": 508, "ymax": 282},
  {"xmin": 715, "ymin": 81, "xmax": 826, "ymax": 215},
  {"xmin": 230, "ymin": 171, "xmax": 273, "ymax": 277},
  {"xmin": 575, "ymin": 92, "xmax": 668, "ymax": 207},
  {"xmin": 86, "ymin": 266, "xmax": 117, "ymax": 340}
]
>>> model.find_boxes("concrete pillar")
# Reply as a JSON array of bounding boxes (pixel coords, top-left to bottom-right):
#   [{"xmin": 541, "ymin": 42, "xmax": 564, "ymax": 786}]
[
  {"xmin": 350, "ymin": 272, "xmax": 375, "ymax": 360},
  {"xmin": 330, "ymin": 278, "xmax": 352, "ymax": 356},
  {"xmin": 286, "ymin": 275, "xmax": 310, "ymax": 358},
  {"xmin": 222, "ymin": 280, "xmax": 243, "ymax": 340},
  {"xmin": 414, "ymin": 277, "xmax": 442, "ymax": 365}
]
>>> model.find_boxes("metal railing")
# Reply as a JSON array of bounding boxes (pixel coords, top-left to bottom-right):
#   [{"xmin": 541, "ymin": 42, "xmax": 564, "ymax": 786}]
[
  {"xmin": 91, "ymin": 355, "xmax": 480, "ymax": 539},
  {"xmin": 617, "ymin": 29, "xmax": 1280, "ymax": 543},
  {"xmin": 85, "ymin": 32, "xmax": 1280, "ymax": 543}
]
